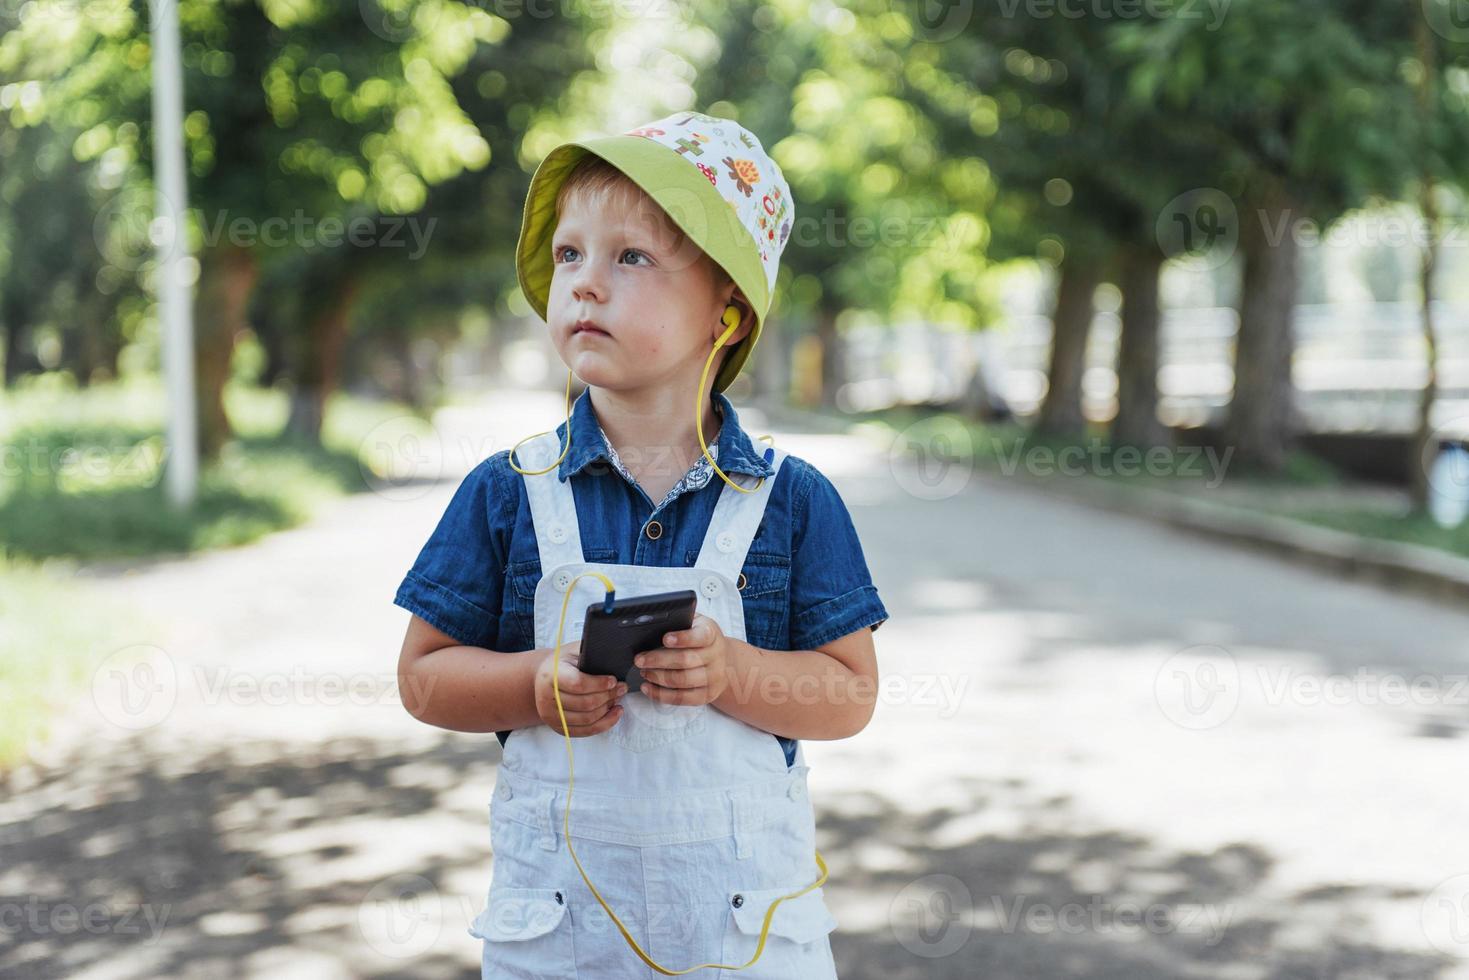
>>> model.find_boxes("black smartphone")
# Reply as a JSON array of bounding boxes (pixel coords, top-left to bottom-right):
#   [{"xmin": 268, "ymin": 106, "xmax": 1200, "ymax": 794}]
[{"xmin": 578, "ymin": 589, "xmax": 697, "ymax": 683}]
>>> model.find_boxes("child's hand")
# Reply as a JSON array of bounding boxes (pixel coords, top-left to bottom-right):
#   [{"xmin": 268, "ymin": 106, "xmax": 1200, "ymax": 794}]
[
  {"xmin": 633, "ymin": 614, "xmax": 730, "ymax": 707},
  {"xmin": 534, "ymin": 640, "xmax": 629, "ymax": 736}
]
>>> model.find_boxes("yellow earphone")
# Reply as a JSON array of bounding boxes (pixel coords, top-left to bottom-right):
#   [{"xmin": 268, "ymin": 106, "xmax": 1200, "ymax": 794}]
[{"xmin": 504, "ymin": 306, "xmax": 831, "ymax": 974}]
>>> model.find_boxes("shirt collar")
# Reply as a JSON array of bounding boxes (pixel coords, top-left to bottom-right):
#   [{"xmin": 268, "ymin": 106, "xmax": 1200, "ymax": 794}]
[{"xmin": 556, "ymin": 388, "xmax": 775, "ymax": 483}]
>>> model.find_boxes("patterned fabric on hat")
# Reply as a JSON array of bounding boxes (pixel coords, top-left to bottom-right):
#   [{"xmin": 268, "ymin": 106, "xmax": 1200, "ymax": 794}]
[{"xmin": 622, "ymin": 112, "xmax": 793, "ymax": 300}]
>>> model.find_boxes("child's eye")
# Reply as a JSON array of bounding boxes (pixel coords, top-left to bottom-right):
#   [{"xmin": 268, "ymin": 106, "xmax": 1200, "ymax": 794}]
[
  {"xmin": 620, "ymin": 249, "xmax": 650, "ymax": 266},
  {"xmin": 554, "ymin": 245, "xmax": 579, "ymax": 263}
]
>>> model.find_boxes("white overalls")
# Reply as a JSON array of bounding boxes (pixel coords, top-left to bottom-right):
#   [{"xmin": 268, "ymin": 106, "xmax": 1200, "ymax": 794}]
[{"xmin": 468, "ymin": 431, "xmax": 839, "ymax": 979}]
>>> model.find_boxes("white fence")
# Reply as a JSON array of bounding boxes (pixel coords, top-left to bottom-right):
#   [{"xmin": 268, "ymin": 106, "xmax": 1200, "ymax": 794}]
[{"xmin": 836, "ymin": 303, "xmax": 1469, "ymax": 437}]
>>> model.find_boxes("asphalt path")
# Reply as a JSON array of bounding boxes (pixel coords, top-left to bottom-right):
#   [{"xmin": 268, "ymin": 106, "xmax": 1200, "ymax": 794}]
[{"xmin": 3, "ymin": 387, "xmax": 1467, "ymax": 979}]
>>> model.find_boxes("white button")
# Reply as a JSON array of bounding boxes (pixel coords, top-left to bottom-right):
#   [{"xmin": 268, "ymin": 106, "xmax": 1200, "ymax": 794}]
[
  {"xmin": 499, "ymin": 782, "xmax": 514, "ymax": 800},
  {"xmin": 548, "ymin": 524, "xmax": 568, "ymax": 544},
  {"xmin": 554, "ymin": 571, "xmax": 573, "ymax": 592},
  {"xmin": 716, "ymin": 531, "xmax": 737, "ymax": 553},
  {"xmin": 701, "ymin": 576, "xmax": 722, "ymax": 599},
  {"xmin": 788, "ymin": 782, "xmax": 802, "ymax": 801}
]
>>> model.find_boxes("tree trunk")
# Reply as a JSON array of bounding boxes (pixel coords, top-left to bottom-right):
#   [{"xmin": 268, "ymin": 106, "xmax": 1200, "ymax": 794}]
[
  {"xmin": 1035, "ymin": 256, "xmax": 1099, "ymax": 438},
  {"xmin": 1113, "ymin": 244, "xmax": 1170, "ymax": 449},
  {"xmin": 1225, "ymin": 183, "xmax": 1300, "ymax": 474},
  {"xmin": 1410, "ymin": 14, "xmax": 1440, "ymax": 512},
  {"xmin": 66, "ymin": 290, "xmax": 116, "ymax": 387},
  {"xmin": 255, "ymin": 316, "xmax": 290, "ymax": 388},
  {"xmin": 813, "ymin": 306, "xmax": 842, "ymax": 410},
  {"xmin": 1410, "ymin": 186, "xmax": 1440, "ymax": 511},
  {"xmin": 194, "ymin": 242, "xmax": 258, "ymax": 461},
  {"xmin": 383, "ymin": 329, "xmax": 420, "ymax": 408},
  {"xmin": 286, "ymin": 276, "xmax": 361, "ymax": 444},
  {"xmin": 1, "ymin": 296, "xmax": 25, "ymax": 389}
]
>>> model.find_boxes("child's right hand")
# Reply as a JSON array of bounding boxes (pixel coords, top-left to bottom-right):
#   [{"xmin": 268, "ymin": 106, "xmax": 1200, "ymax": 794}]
[{"xmin": 533, "ymin": 640, "xmax": 628, "ymax": 737}]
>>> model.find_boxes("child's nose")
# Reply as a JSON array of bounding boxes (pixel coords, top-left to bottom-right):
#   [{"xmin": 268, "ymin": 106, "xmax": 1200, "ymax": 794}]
[{"xmin": 571, "ymin": 260, "xmax": 608, "ymax": 300}]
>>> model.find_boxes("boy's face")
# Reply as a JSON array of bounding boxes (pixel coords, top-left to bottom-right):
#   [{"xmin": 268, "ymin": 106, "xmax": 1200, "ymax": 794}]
[{"xmin": 546, "ymin": 182, "xmax": 750, "ymax": 394}]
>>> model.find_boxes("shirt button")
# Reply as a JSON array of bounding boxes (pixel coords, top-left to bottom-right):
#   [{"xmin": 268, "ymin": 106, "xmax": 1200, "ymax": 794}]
[
  {"xmin": 716, "ymin": 531, "xmax": 737, "ymax": 553},
  {"xmin": 548, "ymin": 524, "xmax": 568, "ymax": 544},
  {"xmin": 701, "ymin": 576, "xmax": 722, "ymax": 599},
  {"xmin": 645, "ymin": 520, "xmax": 663, "ymax": 540}
]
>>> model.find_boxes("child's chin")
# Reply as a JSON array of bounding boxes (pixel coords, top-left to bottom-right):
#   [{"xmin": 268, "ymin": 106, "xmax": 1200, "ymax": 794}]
[{"xmin": 567, "ymin": 357, "xmax": 626, "ymax": 389}]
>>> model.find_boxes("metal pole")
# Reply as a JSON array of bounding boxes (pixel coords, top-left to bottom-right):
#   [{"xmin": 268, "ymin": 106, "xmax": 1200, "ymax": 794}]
[{"xmin": 150, "ymin": 0, "xmax": 197, "ymax": 508}]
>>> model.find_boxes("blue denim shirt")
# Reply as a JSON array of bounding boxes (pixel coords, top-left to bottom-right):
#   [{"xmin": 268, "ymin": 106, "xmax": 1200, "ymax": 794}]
[{"xmin": 394, "ymin": 388, "xmax": 889, "ymax": 767}]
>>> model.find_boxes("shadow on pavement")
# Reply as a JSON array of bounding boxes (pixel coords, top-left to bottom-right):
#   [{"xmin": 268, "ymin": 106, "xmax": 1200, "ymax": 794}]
[
  {"xmin": 822, "ymin": 775, "xmax": 1451, "ymax": 978},
  {"xmin": 2, "ymin": 735, "xmax": 1452, "ymax": 978}
]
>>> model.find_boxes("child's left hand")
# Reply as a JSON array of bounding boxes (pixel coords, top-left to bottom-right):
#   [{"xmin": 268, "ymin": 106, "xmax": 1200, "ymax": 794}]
[{"xmin": 633, "ymin": 613, "xmax": 730, "ymax": 706}]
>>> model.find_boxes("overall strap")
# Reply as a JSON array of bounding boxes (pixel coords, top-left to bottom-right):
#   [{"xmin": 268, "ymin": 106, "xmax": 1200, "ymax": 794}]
[
  {"xmin": 694, "ymin": 446, "xmax": 789, "ymax": 581},
  {"xmin": 518, "ymin": 430, "xmax": 585, "ymax": 570}
]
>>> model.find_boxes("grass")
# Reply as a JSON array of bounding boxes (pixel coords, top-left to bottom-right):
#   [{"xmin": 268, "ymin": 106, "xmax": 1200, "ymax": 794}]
[
  {"xmin": 841, "ymin": 403, "xmax": 1345, "ymax": 489},
  {"xmin": 827, "ymin": 401, "xmax": 1469, "ymax": 560},
  {"xmin": 0, "ymin": 374, "xmax": 427, "ymax": 560},
  {"xmin": 0, "ymin": 371, "xmax": 429, "ymax": 768},
  {"xmin": 1296, "ymin": 510, "xmax": 1469, "ymax": 559},
  {"xmin": 0, "ymin": 556, "xmax": 153, "ymax": 768}
]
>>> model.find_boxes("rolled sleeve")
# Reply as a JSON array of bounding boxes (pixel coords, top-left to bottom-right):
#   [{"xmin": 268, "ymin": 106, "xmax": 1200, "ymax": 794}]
[
  {"xmin": 392, "ymin": 455, "xmax": 509, "ymax": 649},
  {"xmin": 788, "ymin": 462, "xmax": 890, "ymax": 650}
]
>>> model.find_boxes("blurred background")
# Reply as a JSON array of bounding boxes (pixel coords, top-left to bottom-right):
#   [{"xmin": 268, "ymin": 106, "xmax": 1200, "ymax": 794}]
[{"xmin": 4, "ymin": 0, "xmax": 1469, "ymax": 977}]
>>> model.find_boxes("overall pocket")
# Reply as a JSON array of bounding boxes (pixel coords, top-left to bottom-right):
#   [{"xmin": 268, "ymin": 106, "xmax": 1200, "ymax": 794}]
[
  {"xmin": 505, "ymin": 561, "xmax": 541, "ymax": 647},
  {"xmin": 521, "ymin": 551, "xmax": 621, "ymax": 652},
  {"xmin": 736, "ymin": 555, "xmax": 791, "ymax": 652},
  {"xmin": 469, "ymin": 884, "xmax": 579, "ymax": 980},
  {"xmin": 684, "ymin": 549, "xmax": 791, "ymax": 650},
  {"xmin": 717, "ymin": 884, "xmax": 838, "ymax": 979}
]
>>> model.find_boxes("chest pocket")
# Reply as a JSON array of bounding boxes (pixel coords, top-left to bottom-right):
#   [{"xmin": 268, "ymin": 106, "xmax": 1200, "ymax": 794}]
[
  {"xmin": 687, "ymin": 550, "xmax": 791, "ymax": 651},
  {"xmin": 505, "ymin": 548, "xmax": 618, "ymax": 650}
]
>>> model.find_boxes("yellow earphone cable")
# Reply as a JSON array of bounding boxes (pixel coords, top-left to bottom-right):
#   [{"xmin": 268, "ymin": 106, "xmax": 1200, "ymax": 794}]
[
  {"xmin": 548, "ymin": 570, "xmax": 829, "ymax": 975},
  {"xmin": 504, "ymin": 305, "xmax": 828, "ymax": 972}
]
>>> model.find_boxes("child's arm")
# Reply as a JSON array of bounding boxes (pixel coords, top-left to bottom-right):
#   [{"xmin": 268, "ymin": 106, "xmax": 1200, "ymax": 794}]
[
  {"xmin": 636, "ymin": 615, "xmax": 879, "ymax": 740},
  {"xmin": 398, "ymin": 614, "xmax": 627, "ymax": 736},
  {"xmin": 713, "ymin": 628, "xmax": 879, "ymax": 740},
  {"xmin": 397, "ymin": 614, "xmax": 543, "ymax": 733}
]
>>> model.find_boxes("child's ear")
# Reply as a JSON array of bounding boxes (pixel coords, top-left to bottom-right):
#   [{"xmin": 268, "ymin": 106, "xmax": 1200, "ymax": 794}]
[{"xmin": 718, "ymin": 292, "xmax": 755, "ymax": 347}]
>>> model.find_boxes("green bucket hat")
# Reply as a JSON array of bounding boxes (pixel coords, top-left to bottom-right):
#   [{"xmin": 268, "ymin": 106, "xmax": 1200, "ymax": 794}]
[{"xmin": 515, "ymin": 111, "xmax": 794, "ymax": 394}]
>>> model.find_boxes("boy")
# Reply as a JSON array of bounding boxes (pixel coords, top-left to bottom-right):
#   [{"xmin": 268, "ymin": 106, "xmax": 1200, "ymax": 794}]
[{"xmin": 394, "ymin": 111, "xmax": 887, "ymax": 979}]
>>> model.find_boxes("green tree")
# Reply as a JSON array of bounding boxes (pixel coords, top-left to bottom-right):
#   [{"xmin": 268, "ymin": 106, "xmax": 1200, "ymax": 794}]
[
  {"xmin": 1116, "ymin": 0, "xmax": 1433, "ymax": 472},
  {"xmin": 3, "ymin": 0, "xmax": 504, "ymax": 456}
]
